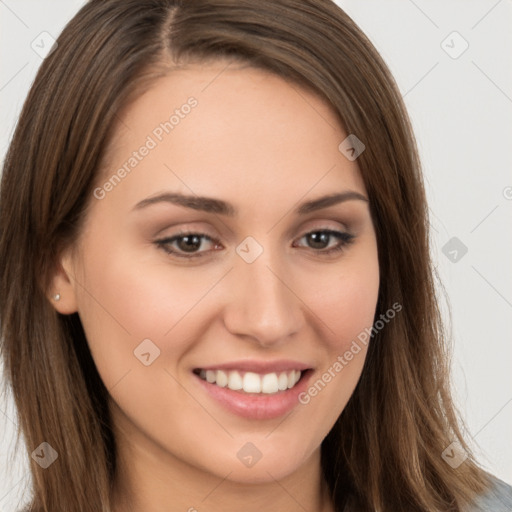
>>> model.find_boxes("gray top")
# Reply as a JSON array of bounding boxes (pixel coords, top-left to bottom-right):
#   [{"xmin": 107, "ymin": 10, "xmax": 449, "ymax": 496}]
[{"xmin": 467, "ymin": 475, "xmax": 512, "ymax": 511}]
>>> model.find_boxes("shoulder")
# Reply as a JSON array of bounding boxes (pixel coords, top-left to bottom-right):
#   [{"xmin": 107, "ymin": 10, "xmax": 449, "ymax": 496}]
[{"xmin": 465, "ymin": 474, "xmax": 512, "ymax": 512}]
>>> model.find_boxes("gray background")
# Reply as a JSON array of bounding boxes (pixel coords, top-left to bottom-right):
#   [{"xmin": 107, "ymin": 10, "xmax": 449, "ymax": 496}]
[{"xmin": 1, "ymin": 1, "xmax": 511, "ymax": 510}]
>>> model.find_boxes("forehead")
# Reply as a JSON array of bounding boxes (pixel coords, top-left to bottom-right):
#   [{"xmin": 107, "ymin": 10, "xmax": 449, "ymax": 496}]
[{"xmin": 96, "ymin": 62, "xmax": 367, "ymax": 212}]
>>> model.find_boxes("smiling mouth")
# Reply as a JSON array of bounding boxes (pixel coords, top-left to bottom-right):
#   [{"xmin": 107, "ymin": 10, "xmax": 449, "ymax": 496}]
[{"xmin": 193, "ymin": 368, "xmax": 306, "ymax": 394}]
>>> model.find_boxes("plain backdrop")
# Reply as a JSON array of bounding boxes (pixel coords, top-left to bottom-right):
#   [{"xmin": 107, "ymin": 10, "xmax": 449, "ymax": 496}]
[{"xmin": 1, "ymin": 1, "xmax": 511, "ymax": 510}]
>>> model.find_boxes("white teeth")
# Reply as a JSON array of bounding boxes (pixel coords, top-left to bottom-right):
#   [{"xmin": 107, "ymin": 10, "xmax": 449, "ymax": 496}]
[
  {"xmin": 215, "ymin": 369, "xmax": 228, "ymax": 388},
  {"xmin": 198, "ymin": 369, "xmax": 303, "ymax": 394},
  {"xmin": 261, "ymin": 373, "xmax": 279, "ymax": 394},
  {"xmin": 243, "ymin": 372, "xmax": 261, "ymax": 393},
  {"xmin": 228, "ymin": 371, "xmax": 243, "ymax": 390},
  {"xmin": 277, "ymin": 372, "xmax": 289, "ymax": 391}
]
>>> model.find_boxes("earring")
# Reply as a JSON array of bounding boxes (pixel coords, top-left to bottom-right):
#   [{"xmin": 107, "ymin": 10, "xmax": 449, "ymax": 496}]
[{"xmin": 53, "ymin": 293, "xmax": 61, "ymax": 301}]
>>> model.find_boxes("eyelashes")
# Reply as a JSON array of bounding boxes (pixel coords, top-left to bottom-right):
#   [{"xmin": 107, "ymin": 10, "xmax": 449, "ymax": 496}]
[{"xmin": 154, "ymin": 229, "xmax": 355, "ymax": 260}]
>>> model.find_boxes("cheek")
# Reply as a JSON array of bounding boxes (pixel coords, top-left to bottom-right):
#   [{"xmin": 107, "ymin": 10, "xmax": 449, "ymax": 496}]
[
  {"xmin": 73, "ymin": 242, "xmax": 220, "ymax": 388},
  {"xmin": 311, "ymin": 247, "xmax": 380, "ymax": 353},
  {"xmin": 295, "ymin": 246, "xmax": 379, "ymax": 421}
]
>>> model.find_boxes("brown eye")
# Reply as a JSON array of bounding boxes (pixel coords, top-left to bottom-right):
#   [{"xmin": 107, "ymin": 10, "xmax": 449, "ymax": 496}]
[
  {"xmin": 155, "ymin": 229, "xmax": 355, "ymax": 261},
  {"xmin": 175, "ymin": 234, "xmax": 203, "ymax": 253},
  {"xmin": 295, "ymin": 230, "xmax": 355, "ymax": 254},
  {"xmin": 155, "ymin": 232, "xmax": 222, "ymax": 258}
]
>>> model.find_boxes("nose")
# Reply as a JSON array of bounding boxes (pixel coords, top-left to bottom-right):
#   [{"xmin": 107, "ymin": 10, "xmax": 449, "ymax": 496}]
[{"xmin": 222, "ymin": 250, "xmax": 304, "ymax": 348}]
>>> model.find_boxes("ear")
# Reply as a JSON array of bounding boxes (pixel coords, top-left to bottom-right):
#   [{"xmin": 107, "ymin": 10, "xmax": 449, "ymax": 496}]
[{"xmin": 47, "ymin": 248, "xmax": 79, "ymax": 314}]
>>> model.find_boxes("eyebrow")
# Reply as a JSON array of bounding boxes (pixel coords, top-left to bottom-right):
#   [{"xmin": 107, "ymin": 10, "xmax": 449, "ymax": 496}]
[{"xmin": 132, "ymin": 190, "xmax": 368, "ymax": 216}]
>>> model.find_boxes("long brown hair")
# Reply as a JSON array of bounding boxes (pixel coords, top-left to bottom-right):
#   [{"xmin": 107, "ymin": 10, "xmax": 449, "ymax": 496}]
[{"xmin": 0, "ymin": 1, "xmax": 492, "ymax": 511}]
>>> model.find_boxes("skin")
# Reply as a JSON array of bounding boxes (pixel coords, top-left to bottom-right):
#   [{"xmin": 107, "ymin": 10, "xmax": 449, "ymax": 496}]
[{"xmin": 50, "ymin": 60, "xmax": 380, "ymax": 512}]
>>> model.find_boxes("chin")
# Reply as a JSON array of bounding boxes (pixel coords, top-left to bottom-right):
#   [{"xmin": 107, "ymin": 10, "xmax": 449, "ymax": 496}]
[{"xmin": 195, "ymin": 438, "xmax": 318, "ymax": 484}]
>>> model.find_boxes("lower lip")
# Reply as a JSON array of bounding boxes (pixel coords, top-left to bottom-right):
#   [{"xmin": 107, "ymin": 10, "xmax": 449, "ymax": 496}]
[{"xmin": 193, "ymin": 370, "xmax": 313, "ymax": 420}]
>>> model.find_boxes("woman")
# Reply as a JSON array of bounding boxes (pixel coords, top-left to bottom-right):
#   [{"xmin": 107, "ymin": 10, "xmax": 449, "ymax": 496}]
[{"xmin": 0, "ymin": 1, "xmax": 510, "ymax": 511}]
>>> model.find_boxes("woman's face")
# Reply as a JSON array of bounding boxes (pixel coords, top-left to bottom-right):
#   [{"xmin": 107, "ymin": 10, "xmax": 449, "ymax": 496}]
[{"xmin": 56, "ymin": 61, "xmax": 379, "ymax": 485}]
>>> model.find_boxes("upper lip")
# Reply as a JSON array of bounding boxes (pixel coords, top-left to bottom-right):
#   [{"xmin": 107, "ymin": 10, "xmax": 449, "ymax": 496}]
[{"xmin": 194, "ymin": 359, "xmax": 313, "ymax": 374}]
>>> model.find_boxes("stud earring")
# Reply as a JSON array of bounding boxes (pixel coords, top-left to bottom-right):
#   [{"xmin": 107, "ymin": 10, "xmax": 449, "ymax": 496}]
[{"xmin": 53, "ymin": 293, "xmax": 61, "ymax": 301}]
